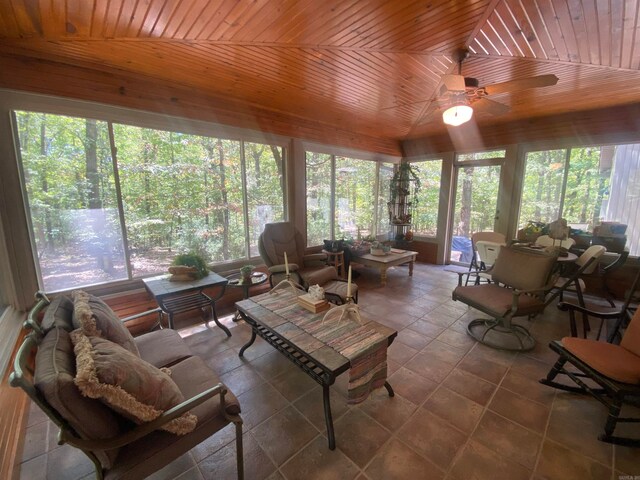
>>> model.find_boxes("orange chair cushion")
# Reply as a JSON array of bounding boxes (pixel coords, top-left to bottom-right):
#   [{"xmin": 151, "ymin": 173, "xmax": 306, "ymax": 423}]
[
  {"xmin": 620, "ymin": 308, "xmax": 640, "ymax": 358},
  {"xmin": 562, "ymin": 337, "xmax": 640, "ymax": 384}
]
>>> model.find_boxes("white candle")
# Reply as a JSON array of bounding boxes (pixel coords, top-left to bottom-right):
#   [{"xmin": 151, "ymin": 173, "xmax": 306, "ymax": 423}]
[
  {"xmin": 284, "ymin": 251, "xmax": 289, "ymax": 276},
  {"xmin": 347, "ymin": 265, "xmax": 352, "ymax": 298}
]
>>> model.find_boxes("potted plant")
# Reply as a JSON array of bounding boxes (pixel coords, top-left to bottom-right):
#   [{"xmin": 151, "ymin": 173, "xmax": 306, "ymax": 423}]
[
  {"xmin": 239, "ymin": 265, "xmax": 254, "ymax": 283},
  {"xmin": 171, "ymin": 252, "xmax": 209, "ymax": 280}
]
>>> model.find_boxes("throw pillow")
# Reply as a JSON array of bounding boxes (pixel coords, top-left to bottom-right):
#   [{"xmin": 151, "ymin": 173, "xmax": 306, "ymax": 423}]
[
  {"xmin": 72, "ymin": 290, "xmax": 139, "ymax": 356},
  {"xmin": 70, "ymin": 329, "xmax": 197, "ymax": 435}
]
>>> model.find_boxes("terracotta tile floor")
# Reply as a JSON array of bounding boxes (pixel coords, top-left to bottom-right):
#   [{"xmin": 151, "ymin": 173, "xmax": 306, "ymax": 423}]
[{"xmin": 18, "ymin": 263, "xmax": 640, "ymax": 479}]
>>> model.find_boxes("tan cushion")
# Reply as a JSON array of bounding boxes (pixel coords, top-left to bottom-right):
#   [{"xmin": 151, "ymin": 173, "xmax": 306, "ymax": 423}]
[
  {"xmin": 491, "ymin": 247, "xmax": 556, "ymax": 291},
  {"xmin": 135, "ymin": 329, "xmax": 193, "ymax": 368},
  {"xmin": 71, "ymin": 330, "xmax": 197, "ymax": 435},
  {"xmin": 72, "ymin": 290, "xmax": 139, "ymax": 356},
  {"xmin": 621, "ymin": 307, "xmax": 640, "ymax": 357},
  {"xmin": 562, "ymin": 336, "xmax": 640, "ymax": 384},
  {"xmin": 453, "ymin": 284, "xmax": 545, "ymax": 317},
  {"xmin": 34, "ymin": 327, "xmax": 121, "ymax": 469},
  {"xmin": 261, "ymin": 222, "xmax": 305, "ymax": 267},
  {"xmin": 323, "ymin": 280, "xmax": 358, "ymax": 301},
  {"xmin": 41, "ymin": 294, "xmax": 74, "ymax": 332},
  {"xmin": 104, "ymin": 356, "xmax": 240, "ymax": 480},
  {"xmin": 302, "ymin": 265, "xmax": 338, "ymax": 287}
]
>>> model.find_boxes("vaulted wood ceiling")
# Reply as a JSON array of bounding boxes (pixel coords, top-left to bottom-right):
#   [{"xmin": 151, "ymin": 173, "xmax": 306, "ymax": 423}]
[{"xmin": 1, "ymin": 0, "xmax": 640, "ymax": 156}]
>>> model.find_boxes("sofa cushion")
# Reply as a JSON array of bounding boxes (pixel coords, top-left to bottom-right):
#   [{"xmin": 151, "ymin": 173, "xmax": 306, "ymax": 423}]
[
  {"xmin": 104, "ymin": 356, "xmax": 240, "ymax": 480},
  {"xmin": 72, "ymin": 290, "xmax": 139, "ymax": 356},
  {"xmin": 71, "ymin": 330, "xmax": 197, "ymax": 435},
  {"xmin": 41, "ymin": 294, "xmax": 74, "ymax": 332},
  {"xmin": 135, "ymin": 329, "xmax": 193, "ymax": 368},
  {"xmin": 34, "ymin": 327, "xmax": 121, "ymax": 469}
]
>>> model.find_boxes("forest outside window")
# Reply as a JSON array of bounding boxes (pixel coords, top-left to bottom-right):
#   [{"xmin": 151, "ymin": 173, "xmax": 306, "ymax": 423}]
[
  {"xmin": 305, "ymin": 152, "xmax": 382, "ymax": 246},
  {"xmin": 15, "ymin": 111, "xmax": 286, "ymax": 292},
  {"xmin": 518, "ymin": 144, "xmax": 640, "ymax": 255}
]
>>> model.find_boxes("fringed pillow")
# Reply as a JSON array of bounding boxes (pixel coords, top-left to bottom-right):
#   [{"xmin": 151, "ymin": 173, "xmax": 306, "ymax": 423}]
[
  {"xmin": 71, "ymin": 290, "xmax": 139, "ymax": 356},
  {"xmin": 70, "ymin": 329, "xmax": 197, "ymax": 435}
]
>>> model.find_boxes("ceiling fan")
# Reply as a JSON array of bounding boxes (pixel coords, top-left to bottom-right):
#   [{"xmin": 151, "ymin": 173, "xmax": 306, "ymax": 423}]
[{"xmin": 422, "ymin": 48, "xmax": 559, "ymax": 126}]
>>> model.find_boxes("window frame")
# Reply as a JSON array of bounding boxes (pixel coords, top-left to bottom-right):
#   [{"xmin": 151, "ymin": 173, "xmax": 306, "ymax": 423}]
[{"xmin": 10, "ymin": 105, "xmax": 289, "ymax": 293}]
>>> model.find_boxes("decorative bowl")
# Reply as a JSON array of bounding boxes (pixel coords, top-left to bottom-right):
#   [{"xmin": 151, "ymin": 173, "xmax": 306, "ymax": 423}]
[{"xmin": 370, "ymin": 248, "xmax": 387, "ymax": 256}]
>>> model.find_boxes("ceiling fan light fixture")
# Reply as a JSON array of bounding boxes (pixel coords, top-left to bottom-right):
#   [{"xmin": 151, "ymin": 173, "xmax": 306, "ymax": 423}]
[{"xmin": 442, "ymin": 103, "xmax": 473, "ymax": 126}]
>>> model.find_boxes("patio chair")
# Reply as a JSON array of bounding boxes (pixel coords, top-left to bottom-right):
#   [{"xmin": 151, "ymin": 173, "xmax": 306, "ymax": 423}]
[
  {"xmin": 540, "ymin": 304, "xmax": 640, "ymax": 446},
  {"xmin": 557, "ymin": 267, "xmax": 640, "ymax": 341},
  {"xmin": 452, "ymin": 246, "xmax": 596, "ymax": 351},
  {"xmin": 535, "ymin": 234, "xmax": 576, "ymax": 250},
  {"xmin": 257, "ymin": 222, "xmax": 357, "ymax": 304},
  {"xmin": 466, "ymin": 231, "xmax": 506, "ymax": 285},
  {"xmin": 473, "ymin": 240, "xmax": 504, "ymax": 284}
]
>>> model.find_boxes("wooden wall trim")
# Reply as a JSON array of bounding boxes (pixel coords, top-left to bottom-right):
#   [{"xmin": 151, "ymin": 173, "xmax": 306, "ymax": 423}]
[
  {"xmin": 402, "ymin": 103, "xmax": 640, "ymax": 156},
  {"xmin": 0, "ymin": 54, "xmax": 402, "ymax": 156},
  {"xmin": 0, "ymin": 329, "xmax": 29, "ymax": 480}
]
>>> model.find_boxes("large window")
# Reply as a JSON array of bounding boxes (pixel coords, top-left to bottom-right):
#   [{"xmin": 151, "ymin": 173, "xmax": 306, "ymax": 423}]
[
  {"xmin": 15, "ymin": 111, "xmax": 286, "ymax": 291},
  {"xmin": 518, "ymin": 144, "xmax": 640, "ymax": 255},
  {"xmin": 305, "ymin": 152, "xmax": 382, "ymax": 246},
  {"xmin": 409, "ymin": 160, "xmax": 443, "ymax": 237}
]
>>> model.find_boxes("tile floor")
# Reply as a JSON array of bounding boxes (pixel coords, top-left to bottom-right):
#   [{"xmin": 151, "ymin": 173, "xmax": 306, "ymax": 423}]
[{"xmin": 18, "ymin": 263, "xmax": 640, "ymax": 479}]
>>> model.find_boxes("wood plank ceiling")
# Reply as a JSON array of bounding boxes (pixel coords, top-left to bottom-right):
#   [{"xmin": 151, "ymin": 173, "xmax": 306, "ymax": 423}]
[{"xmin": 1, "ymin": 0, "xmax": 640, "ymax": 155}]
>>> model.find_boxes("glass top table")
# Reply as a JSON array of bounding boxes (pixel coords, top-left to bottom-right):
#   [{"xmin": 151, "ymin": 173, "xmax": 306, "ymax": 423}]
[{"xmin": 142, "ymin": 272, "xmax": 230, "ymax": 335}]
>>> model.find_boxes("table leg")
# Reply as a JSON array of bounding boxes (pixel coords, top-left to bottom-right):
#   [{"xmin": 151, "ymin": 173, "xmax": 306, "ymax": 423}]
[
  {"xmin": 322, "ymin": 385, "xmax": 336, "ymax": 450},
  {"xmin": 209, "ymin": 305, "xmax": 232, "ymax": 337},
  {"xmin": 384, "ymin": 381, "xmax": 395, "ymax": 397},
  {"xmin": 203, "ymin": 290, "xmax": 232, "ymax": 337},
  {"xmin": 380, "ymin": 266, "xmax": 388, "ymax": 286},
  {"xmin": 409, "ymin": 259, "xmax": 414, "ymax": 276},
  {"xmin": 239, "ymin": 329, "xmax": 257, "ymax": 357}
]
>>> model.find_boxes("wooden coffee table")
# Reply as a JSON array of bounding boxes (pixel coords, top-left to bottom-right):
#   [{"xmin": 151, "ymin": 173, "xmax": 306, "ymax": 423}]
[
  {"xmin": 236, "ymin": 291, "xmax": 396, "ymax": 450},
  {"xmin": 352, "ymin": 250, "xmax": 418, "ymax": 286}
]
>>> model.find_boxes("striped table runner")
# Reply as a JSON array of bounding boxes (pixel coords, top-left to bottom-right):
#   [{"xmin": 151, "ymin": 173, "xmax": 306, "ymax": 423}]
[{"xmin": 251, "ymin": 291, "xmax": 389, "ymax": 404}]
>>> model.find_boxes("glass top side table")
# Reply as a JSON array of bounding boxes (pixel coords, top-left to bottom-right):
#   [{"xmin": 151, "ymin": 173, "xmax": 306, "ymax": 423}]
[{"xmin": 226, "ymin": 271, "xmax": 269, "ymax": 321}]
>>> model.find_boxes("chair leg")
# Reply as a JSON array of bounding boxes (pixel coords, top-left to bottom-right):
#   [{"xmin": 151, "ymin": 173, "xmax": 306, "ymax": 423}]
[{"xmin": 234, "ymin": 418, "xmax": 244, "ymax": 480}]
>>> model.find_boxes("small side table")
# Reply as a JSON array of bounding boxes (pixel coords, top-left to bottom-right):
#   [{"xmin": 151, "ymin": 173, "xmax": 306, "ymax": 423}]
[
  {"xmin": 142, "ymin": 273, "xmax": 230, "ymax": 335},
  {"xmin": 322, "ymin": 250, "xmax": 345, "ymax": 277},
  {"xmin": 227, "ymin": 272, "xmax": 269, "ymax": 321}
]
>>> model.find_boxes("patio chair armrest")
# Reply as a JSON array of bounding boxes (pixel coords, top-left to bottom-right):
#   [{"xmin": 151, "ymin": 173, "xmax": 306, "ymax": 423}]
[
  {"xmin": 23, "ymin": 292, "xmax": 51, "ymax": 335},
  {"xmin": 60, "ymin": 383, "xmax": 232, "ymax": 451},
  {"xmin": 556, "ymin": 301, "xmax": 623, "ymax": 319},
  {"xmin": 456, "ymin": 270, "xmax": 478, "ymax": 286},
  {"xmin": 268, "ymin": 263, "xmax": 299, "ymax": 274},
  {"xmin": 304, "ymin": 253, "xmax": 328, "ymax": 264}
]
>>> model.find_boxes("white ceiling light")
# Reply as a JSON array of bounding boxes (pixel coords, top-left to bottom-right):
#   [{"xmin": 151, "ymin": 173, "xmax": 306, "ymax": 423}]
[{"xmin": 442, "ymin": 102, "xmax": 473, "ymax": 126}]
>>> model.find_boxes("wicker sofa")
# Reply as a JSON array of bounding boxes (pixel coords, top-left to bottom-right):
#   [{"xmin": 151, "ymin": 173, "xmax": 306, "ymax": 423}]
[{"xmin": 10, "ymin": 292, "xmax": 243, "ymax": 480}]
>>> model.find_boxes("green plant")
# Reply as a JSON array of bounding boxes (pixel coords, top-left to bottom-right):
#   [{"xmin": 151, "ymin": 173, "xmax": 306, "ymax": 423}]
[
  {"xmin": 171, "ymin": 252, "xmax": 209, "ymax": 279},
  {"xmin": 239, "ymin": 265, "xmax": 254, "ymax": 278}
]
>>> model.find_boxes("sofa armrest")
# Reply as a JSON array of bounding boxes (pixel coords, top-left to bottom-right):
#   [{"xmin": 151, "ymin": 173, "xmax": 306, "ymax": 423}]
[{"xmin": 59, "ymin": 382, "xmax": 234, "ymax": 451}]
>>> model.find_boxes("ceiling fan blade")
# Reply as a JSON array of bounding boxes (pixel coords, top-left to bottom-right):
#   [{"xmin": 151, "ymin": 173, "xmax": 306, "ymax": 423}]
[
  {"xmin": 473, "ymin": 98, "xmax": 510, "ymax": 116},
  {"xmin": 441, "ymin": 74, "xmax": 466, "ymax": 92},
  {"xmin": 483, "ymin": 74, "xmax": 558, "ymax": 95}
]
